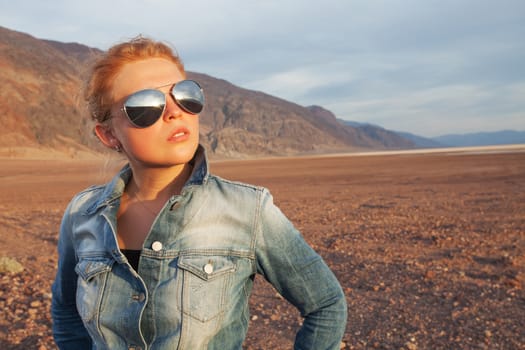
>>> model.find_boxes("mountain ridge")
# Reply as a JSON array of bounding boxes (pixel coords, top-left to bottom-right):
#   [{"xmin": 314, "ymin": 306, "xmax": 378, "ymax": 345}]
[{"xmin": 17, "ymin": 26, "xmax": 525, "ymax": 158}]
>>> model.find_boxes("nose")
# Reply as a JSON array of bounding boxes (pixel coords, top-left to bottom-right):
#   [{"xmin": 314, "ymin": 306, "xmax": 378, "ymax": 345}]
[{"xmin": 163, "ymin": 94, "xmax": 184, "ymax": 121}]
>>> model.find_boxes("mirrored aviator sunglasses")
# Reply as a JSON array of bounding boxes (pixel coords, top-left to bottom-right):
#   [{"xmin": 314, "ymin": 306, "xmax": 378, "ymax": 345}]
[{"xmin": 122, "ymin": 80, "xmax": 205, "ymax": 128}]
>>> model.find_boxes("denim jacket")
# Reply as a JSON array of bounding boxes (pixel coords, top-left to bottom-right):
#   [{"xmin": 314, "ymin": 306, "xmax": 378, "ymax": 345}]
[{"xmin": 51, "ymin": 145, "xmax": 347, "ymax": 349}]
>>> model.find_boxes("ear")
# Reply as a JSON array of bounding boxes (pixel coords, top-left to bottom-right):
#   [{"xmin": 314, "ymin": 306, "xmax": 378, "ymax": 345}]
[{"xmin": 94, "ymin": 124, "xmax": 121, "ymax": 150}]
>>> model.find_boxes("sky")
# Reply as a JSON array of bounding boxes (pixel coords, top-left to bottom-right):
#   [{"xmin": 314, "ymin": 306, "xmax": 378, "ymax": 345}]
[{"xmin": 1, "ymin": 0, "xmax": 524, "ymax": 137}]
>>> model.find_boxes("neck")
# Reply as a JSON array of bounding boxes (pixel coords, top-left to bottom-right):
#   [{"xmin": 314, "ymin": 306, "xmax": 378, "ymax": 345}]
[{"xmin": 127, "ymin": 162, "xmax": 193, "ymax": 201}]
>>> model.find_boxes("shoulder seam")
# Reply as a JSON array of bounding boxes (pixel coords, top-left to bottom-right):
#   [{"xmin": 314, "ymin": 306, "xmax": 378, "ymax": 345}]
[{"xmin": 208, "ymin": 174, "xmax": 265, "ymax": 192}]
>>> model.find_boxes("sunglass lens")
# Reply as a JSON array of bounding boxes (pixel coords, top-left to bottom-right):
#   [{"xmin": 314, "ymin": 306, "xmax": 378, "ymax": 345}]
[
  {"xmin": 124, "ymin": 89, "xmax": 165, "ymax": 128},
  {"xmin": 172, "ymin": 80, "xmax": 204, "ymax": 114}
]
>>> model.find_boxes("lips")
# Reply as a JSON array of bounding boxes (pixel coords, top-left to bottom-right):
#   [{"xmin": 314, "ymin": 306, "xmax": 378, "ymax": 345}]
[{"xmin": 168, "ymin": 127, "xmax": 190, "ymax": 142}]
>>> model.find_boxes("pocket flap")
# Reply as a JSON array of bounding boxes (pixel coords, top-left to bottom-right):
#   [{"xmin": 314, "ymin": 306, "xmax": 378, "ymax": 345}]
[
  {"xmin": 178, "ymin": 255, "xmax": 236, "ymax": 281},
  {"xmin": 75, "ymin": 258, "xmax": 114, "ymax": 281}
]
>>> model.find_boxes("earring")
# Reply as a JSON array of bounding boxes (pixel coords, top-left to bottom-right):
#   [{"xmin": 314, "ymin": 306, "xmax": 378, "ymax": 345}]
[{"xmin": 114, "ymin": 144, "xmax": 122, "ymax": 153}]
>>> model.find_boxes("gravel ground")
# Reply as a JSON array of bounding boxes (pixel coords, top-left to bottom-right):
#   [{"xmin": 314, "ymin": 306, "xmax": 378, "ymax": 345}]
[{"xmin": 1, "ymin": 151, "xmax": 524, "ymax": 349}]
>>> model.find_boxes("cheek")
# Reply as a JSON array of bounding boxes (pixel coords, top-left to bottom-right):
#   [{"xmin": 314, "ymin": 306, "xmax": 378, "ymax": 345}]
[
  {"xmin": 190, "ymin": 115, "xmax": 200, "ymax": 131},
  {"xmin": 187, "ymin": 116, "xmax": 200, "ymax": 142},
  {"xmin": 126, "ymin": 130, "xmax": 156, "ymax": 148}
]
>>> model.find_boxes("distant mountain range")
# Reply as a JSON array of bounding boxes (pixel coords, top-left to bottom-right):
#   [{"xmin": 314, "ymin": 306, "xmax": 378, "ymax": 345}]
[
  {"xmin": 432, "ymin": 130, "xmax": 525, "ymax": 147},
  {"xmin": 338, "ymin": 120, "xmax": 525, "ymax": 148},
  {"xmin": 0, "ymin": 25, "xmax": 522, "ymax": 159}
]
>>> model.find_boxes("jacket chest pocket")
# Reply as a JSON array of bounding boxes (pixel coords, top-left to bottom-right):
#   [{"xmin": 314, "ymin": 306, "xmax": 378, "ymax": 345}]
[
  {"xmin": 75, "ymin": 257, "xmax": 114, "ymax": 322},
  {"xmin": 177, "ymin": 255, "xmax": 236, "ymax": 322}
]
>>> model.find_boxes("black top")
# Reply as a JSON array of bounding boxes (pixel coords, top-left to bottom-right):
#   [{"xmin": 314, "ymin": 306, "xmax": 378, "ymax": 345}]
[{"xmin": 121, "ymin": 249, "xmax": 141, "ymax": 271}]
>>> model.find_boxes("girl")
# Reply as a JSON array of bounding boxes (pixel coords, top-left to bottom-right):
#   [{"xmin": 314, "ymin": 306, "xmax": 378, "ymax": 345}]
[{"xmin": 51, "ymin": 36, "xmax": 347, "ymax": 349}]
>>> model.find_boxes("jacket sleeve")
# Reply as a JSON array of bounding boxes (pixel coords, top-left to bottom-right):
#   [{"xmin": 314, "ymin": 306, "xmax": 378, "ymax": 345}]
[
  {"xmin": 51, "ymin": 201, "xmax": 93, "ymax": 349},
  {"xmin": 254, "ymin": 189, "xmax": 347, "ymax": 350}
]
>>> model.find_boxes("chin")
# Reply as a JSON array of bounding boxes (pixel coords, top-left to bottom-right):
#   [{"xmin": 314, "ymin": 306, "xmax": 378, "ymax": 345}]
[{"xmin": 168, "ymin": 141, "xmax": 199, "ymax": 164}]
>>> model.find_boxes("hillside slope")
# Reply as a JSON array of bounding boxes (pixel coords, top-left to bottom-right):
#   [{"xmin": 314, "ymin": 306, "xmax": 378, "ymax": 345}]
[{"xmin": 0, "ymin": 26, "xmax": 414, "ymax": 158}]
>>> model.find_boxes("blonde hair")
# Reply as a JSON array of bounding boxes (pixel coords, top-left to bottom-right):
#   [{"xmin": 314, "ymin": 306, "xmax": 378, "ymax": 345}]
[{"xmin": 85, "ymin": 36, "xmax": 185, "ymax": 123}]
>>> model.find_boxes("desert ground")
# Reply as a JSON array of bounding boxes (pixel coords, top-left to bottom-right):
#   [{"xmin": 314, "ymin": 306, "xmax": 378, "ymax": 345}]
[{"xmin": 0, "ymin": 147, "xmax": 524, "ymax": 349}]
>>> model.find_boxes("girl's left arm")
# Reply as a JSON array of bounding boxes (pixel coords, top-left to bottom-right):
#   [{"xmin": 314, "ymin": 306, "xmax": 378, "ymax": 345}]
[{"xmin": 254, "ymin": 189, "xmax": 348, "ymax": 350}]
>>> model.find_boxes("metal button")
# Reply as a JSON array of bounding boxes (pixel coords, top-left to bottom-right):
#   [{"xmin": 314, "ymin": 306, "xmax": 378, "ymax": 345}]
[
  {"xmin": 204, "ymin": 263, "xmax": 214, "ymax": 274},
  {"xmin": 132, "ymin": 293, "xmax": 145, "ymax": 303},
  {"xmin": 151, "ymin": 241, "xmax": 163, "ymax": 251}
]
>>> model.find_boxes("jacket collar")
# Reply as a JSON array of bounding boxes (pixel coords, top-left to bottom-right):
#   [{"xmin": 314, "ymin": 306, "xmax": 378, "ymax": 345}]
[
  {"xmin": 185, "ymin": 144, "xmax": 210, "ymax": 187},
  {"xmin": 89, "ymin": 144, "xmax": 209, "ymax": 213}
]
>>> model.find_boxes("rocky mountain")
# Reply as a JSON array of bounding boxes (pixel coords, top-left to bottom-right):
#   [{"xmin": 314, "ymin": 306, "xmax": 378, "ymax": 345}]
[
  {"xmin": 0, "ymin": 26, "xmax": 103, "ymax": 156},
  {"xmin": 0, "ymin": 26, "xmax": 414, "ymax": 159}
]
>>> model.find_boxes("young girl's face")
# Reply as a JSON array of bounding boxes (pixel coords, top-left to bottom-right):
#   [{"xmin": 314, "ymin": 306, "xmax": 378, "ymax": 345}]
[{"xmin": 108, "ymin": 57, "xmax": 200, "ymax": 168}]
